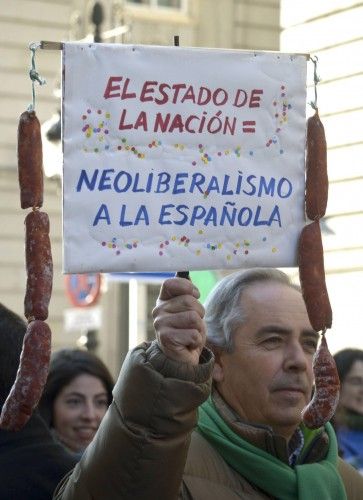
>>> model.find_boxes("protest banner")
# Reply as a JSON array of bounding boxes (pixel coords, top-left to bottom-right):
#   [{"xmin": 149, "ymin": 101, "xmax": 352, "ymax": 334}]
[{"xmin": 62, "ymin": 43, "xmax": 307, "ymax": 273}]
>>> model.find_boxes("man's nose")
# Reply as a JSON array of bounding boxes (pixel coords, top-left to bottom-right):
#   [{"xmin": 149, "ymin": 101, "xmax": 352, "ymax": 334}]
[{"xmin": 284, "ymin": 342, "xmax": 308, "ymax": 372}]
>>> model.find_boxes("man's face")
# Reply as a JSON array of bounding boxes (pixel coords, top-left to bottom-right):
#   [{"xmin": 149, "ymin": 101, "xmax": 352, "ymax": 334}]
[{"xmin": 212, "ymin": 281, "xmax": 318, "ymax": 440}]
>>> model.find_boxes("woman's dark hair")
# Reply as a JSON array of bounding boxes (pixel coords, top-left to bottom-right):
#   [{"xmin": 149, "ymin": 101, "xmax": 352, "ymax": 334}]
[
  {"xmin": 334, "ymin": 348, "xmax": 363, "ymax": 383},
  {"xmin": 38, "ymin": 348, "xmax": 114, "ymax": 426},
  {"xmin": 0, "ymin": 303, "xmax": 26, "ymax": 408}
]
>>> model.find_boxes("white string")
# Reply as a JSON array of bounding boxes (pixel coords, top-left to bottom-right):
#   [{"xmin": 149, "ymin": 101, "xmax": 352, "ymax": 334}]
[{"xmin": 28, "ymin": 42, "xmax": 46, "ymax": 111}]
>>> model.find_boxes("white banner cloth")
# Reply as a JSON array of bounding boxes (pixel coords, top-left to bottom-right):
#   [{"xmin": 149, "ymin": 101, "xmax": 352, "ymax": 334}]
[{"xmin": 62, "ymin": 43, "xmax": 307, "ymax": 273}]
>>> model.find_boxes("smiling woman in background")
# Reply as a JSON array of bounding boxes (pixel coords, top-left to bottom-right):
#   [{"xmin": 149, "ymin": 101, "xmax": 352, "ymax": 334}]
[{"xmin": 38, "ymin": 349, "xmax": 114, "ymax": 455}]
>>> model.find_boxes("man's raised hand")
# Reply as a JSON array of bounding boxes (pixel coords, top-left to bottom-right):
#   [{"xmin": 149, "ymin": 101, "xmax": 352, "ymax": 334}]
[{"xmin": 152, "ymin": 277, "xmax": 206, "ymax": 366}]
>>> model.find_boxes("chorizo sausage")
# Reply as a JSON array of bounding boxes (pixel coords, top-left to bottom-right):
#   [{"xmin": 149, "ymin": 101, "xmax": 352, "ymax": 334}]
[
  {"xmin": 305, "ymin": 110, "xmax": 328, "ymax": 221},
  {"xmin": 17, "ymin": 110, "xmax": 44, "ymax": 210},
  {"xmin": 0, "ymin": 320, "xmax": 51, "ymax": 431},
  {"xmin": 298, "ymin": 221, "xmax": 332, "ymax": 332},
  {"xmin": 24, "ymin": 210, "xmax": 53, "ymax": 321},
  {"xmin": 302, "ymin": 334, "xmax": 340, "ymax": 429}
]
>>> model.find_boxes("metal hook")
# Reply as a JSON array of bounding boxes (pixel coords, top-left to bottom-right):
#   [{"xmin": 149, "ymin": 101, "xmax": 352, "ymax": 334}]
[
  {"xmin": 28, "ymin": 42, "xmax": 46, "ymax": 111},
  {"xmin": 309, "ymin": 55, "xmax": 320, "ymax": 111}
]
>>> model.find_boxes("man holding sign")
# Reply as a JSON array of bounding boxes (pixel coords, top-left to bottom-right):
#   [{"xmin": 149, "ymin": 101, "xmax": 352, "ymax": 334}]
[{"xmin": 54, "ymin": 269, "xmax": 363, "ymax": 499}]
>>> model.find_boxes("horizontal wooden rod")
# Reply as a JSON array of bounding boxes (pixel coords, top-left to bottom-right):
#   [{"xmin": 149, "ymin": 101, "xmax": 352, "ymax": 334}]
[{"xmin": 40, "ymin": 41, "xmax": 63, "ymax": 50}]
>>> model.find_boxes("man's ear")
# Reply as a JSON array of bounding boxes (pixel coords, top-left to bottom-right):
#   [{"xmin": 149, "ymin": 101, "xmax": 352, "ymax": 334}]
[{"xmin": 212, "ymin": 349, "xmax": 224, "ymax": 382}]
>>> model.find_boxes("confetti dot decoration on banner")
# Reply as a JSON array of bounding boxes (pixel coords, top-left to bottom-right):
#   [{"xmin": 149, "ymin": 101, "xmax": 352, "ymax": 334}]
[
  {"xmin": 98, "ymin": 231, "xmax": 275, "ymax": 261},
  {"xmin": 149, "ymin": 139, "xmax": 162, "ymax": 149},
  {"xmin": 158, "ymin": 239, "xmax": 170, "ymax": 256},
  {"xmin": 206, "ymin": 242, "xmax": 223, "ymax": 251},
  {"xmin": 100, "ymin": 238, "xmax": 139, "ymax": 256},
  {"xmin": 180, "ymin": 235, "xmax": 190, "ymax": 246},
  {"xmin": 81, "ymin": 108, "xmax": 111, "ymax": 152},
  {"xmin": 191, "ymin": 144, "xmax": 242, "ymax": 166},
  {"xmin": 266, "ymin": 84, "xmax": 292, "ymax": 149},
  {"xmin": 98, "ymin": 231, "xmax": 275, "ymax": 260},
  {"xmin": 158, "ymin": 235, "xmax": 190, "ymax": 256},
  {"xmin": 231, "ymin": 239, "xmax": 252, "ymax": 258},
  {"xmin": 201, "ymin": 152, "xmax": 212, "ymax": 164},
  {"xmin": 118, "ymin": 138, "xmax": 145, "ymax": 158}
]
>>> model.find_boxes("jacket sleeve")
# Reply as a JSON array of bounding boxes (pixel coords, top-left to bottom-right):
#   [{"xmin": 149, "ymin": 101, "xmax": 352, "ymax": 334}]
[
  {"xmin": 53, "ymin": 340, "xmax": 214, "ymax": 500},
  {"xmin": 337, "ymin": 457, "xmax": 363, "ymax": 499}
]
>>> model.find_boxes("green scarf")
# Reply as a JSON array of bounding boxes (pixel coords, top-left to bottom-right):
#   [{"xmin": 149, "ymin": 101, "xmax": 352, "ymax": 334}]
[{"xmin": 197, "ymin": 397, "xmax": 347, "ymax": 500}]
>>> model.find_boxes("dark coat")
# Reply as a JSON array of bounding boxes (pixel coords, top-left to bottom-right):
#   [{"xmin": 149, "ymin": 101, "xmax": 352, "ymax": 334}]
[
  {"xmin": 0, "ymin": 410, "xmax": 78, "ymax": 500},
  {"xmin": 54, "ymin": 341, "xmax": 363, "ymax": 499}
]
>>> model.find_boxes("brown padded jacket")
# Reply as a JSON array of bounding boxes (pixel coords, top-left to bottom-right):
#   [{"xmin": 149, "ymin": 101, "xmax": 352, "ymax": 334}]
[{"xmin": 53, "ymin": 341, "xmax": 363, "ymax": 500}]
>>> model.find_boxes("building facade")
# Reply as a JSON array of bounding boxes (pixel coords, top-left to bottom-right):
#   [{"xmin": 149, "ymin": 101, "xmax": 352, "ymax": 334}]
[
  {"xmin": 0, "ymin": 0, "xmax": 361, "ymax": 376},
  {"xmin": 280, "ymin": 0, "xmax": 363, "ymax": 353}
]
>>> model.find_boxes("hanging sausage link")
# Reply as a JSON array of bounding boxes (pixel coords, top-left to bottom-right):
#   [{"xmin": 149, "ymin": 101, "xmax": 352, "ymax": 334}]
[
  {"xmin": 299, "ymin": 101, "xmax": 338, "ymax": 429},
  {"xmin": 305, "ymin": 110, "xmax": 328, "ymax": 221},
  {"xmin": 0, "ymin": 320, "xmax": 51, "ymax": 431},
  {"xmin": 298, "ymin": 220, "xmax": 332, "ymax": 333},
  {"xmin": 0, "ymin": 108, "xmax": 53, "ymax": 431},
  {"xmin": 24, "ymin": 210, "xmax": 53, "ymax": 321},
  {"xmin": 17, "ymin": 110, "xmax": 44, "ymax": 209},
  {"xmin": 302, "ymin": 334, "xmax": 340, "ymax": 429}
]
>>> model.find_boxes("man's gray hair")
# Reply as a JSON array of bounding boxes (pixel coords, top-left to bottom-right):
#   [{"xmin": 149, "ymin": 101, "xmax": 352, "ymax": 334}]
[{"xmin": 204, "ymin": 268, "xmax": 300, "ymax": 353}]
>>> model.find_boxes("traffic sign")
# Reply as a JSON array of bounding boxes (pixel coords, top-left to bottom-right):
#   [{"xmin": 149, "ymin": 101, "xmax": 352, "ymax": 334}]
[{"xmin": 65, "ymin": 273, "xmax": 101, "ymax": 307}]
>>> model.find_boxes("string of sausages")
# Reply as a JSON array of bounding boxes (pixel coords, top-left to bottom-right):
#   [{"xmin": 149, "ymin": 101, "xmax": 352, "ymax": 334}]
[
  {"xmin": 299, "ymin": 109, "xmax": 340, "ymax": 429},
  {"xmin": 0, "ymin": 56, "xmax": 338, "ymax": 432},
  {"xmin": 0, "ymin": 110, "xmax": 53, "ymax": 431}
]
